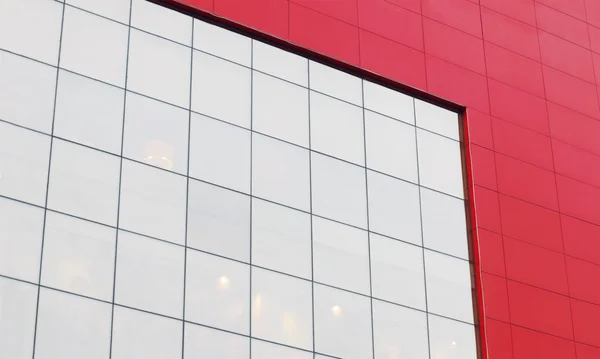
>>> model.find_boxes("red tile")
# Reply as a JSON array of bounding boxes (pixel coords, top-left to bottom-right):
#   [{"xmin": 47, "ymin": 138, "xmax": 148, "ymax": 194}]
[
  {"xmin": 585, "ymin": 0, "xmax": 600, "ymax": 29},
  {"xmin": 289, "ymin": 3, "xmax": 360, "ymax": 66},
  {"xmin": 562, "ymin": 214, "xmax": 600, "ymax": 266},
  {"xmin": 357, "ymin": 0, "xmax": 423, "ymax": 51},
  {"xmin": 571, "ymin": 299, "xmax": 600, "ymax": 347},
  {"xmin": 536, "ymin": 0, "xmax": 587, "ymax": 21},
  {"xmin": 480, "ymin": 0, "xmax": 535, "ymax": 26},
  {"xmin": 499, "ymin": 194, "xmax": 563, "ymax": 252},
  {"xmin": 421, "ymin": 0, "xmax": 482, "ymax": 38},
  {"xmin": 507, "ymin": 280, "xmax": 573, "ymax": 340},
  {"xmin": 593, "ymin": 53, "xmax": 600, "ymax": 84},
  {"xmin": 481, "ymin": 7, "xmax": 540, "ymax": 61},
  {"xmin": 547, "ymin": 102, "xmax": 600, "ymax": 157},
  {"xmin": 566, "ymin": 256, "xmax": 600, "ymax": 306},
  {"xmin": 504, "ymin": 237, "xmax": 569, "ymax": 295},
  {"xmin": 466, "ymin": 109, "xmax": 494, "ymax": 150},
  {"xmin": 488, "ymin": 79, "xmax": 549, "ymax": 135},
  {"xmin": 385, "ymin": 0, "xmax": 421, "ymax": 13},
  {"xmin": 552, "ymin": 139, "xmax": 600, "ymax": 188},
  {"xmin": 472, "ymin": 186, "xmax": 502, "ymax": 233},
  {"xmin": 538, "ymin": 31, "xmax": 595, "ymax": 84},
  {"xmin": 543, "ymin": 65, "xmax": 600, "ymax": 119},
  {"xmin": 482, "ymin": 273, "xmax": 510, "ymax": 321},
  {"xmin": 484, "ymin": 42, "xmax": 545, "ymax": 98},
  {"xmin": 590, "ymin": 25, "xmax": 600, "ymax": 54},
  {"xmin": 478, "ymin": 228, "xmax": 506, "ymax": 277},
  {"xmin": 492, "ymin": 117, "xmax": 554, "ymax": 171},
  {"xmin": 290, "ymin": 0, "xmax": 358, "ymax": 25},
  {"xmin": 495, "ymin": 153, "xmax": 558, "ymax": 211},
  {"xmin": 426, "ymin": 55, "xmax": 490, "ymax": 113},
  {"xmin": 512, "ymin": 325, "xmax": 577, "ymax": 359},
  {"xmin": 469, "ymin": 144, "xmax": 497, "ymax": 190},
  {"xmin": 535, "ymin": 2, "xmax": 591, "ymax": 49},
  {"xmin": 214, "ymin": 0, "xmax": 288, "ymax": 39},
  {"xmin": 183, "ymin": 0, "xmax": 214, "ymax": 12},
  {"xmin": 485, "ymin": 319, "xmax": 514, "ymax": 359},
  {"xmin": 556, "ymin": 174, "xmax": 600, "ymax": 226},
  {"xmin": 359, "ymin": 30, "xmax": 427, "ymax": 89},
  {"xmin": 576, "ymin": 342, "xmax": 600, "ymax": 359}
]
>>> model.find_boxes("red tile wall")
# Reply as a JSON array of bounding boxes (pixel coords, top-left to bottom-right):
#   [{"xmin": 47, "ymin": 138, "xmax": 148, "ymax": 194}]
[{"xmin": 167, "ymin": 0, "xmax": 600, "ymax": 357}]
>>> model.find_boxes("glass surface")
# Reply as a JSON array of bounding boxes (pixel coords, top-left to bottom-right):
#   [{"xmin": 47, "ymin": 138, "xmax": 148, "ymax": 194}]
[
  {"xmin": 417, "ymin": 129, "xmax": 464, "ymax": 199},
  {"xmin": 131, "ymin": 0, "xmax": 193, "ymax": 45},
  {"xmin": 309, "ymin": 60, "xmax": 362, "ymax": 106},
  {"xmin": 123, "ymin": 92, "xmax": 189, "ymax": 174},
  {"xmin": 0, "ymin": 277, "xmax": 39, "ymax": 359},
  {"xmin": 119, "ymin": 160, "xmax": 187, "ymax": 245},
  {"xmin": 184, "ymin": 323, "xmax": 249, "ymax": 359},
  {"xmin": 47, "ymin": 139, "xmax": 121, "ymax": 226},
  {"xmin": 363, "ymin": 81, "xmax": 414, "ymax": 125},
  {"xmin": 185, "ymin": 250, "xmax": 250, "ymax": 334},
  {"xmin": 251, "ymin": 268, "xmax": 313, "ymax": 350},
  {"xmin": 252, "ymin": 199, "xmax": 312, "ymax": 279},
  {"xmin": 251, "ymin": 339, "xmax": 313, "ymax": 359},
  {"xmin": 189, "ymin": 113, "xmax": 251, "ymax": 193},
  {"xmin": 66, "ymin": 0, "xmax": 130, "ymax": 24},
  {"xmin": 312, "ymin": 216, "xmax": 370, "ymax": 295},
  {"xmin": 115, "ymin": 231, "xmax": 185, "ymax": 318},
  {"xmin": 415, "ymin": 99, "xmax": 460, "ymax": 140},
  {"xmin": 60, "ymin": 6, "xmax": 128, "ymax": 87},
  {"xmin": 0, "ymin": 198, "xmax": 44, "ymax": 283},
  {"xmin": 35, "ymin": 288, "xmax": 112, "ymax": 359},
  {"xmin": 252, "ymin": 134, "xmax": 310, "ymax": 211},
  {"xmin": 253, "ymin": 40, "xmax": 308, "ymax": 86},
  {"xmin": 311, "ymin": 152, "xmax": 367, "ymax": 228},
  {"xmin": 428, "ymin": 314, "xmax": 477, "ymax": 359},
  {"xmin": 0, "ymin": 51, "xmax": 56, "ymax": 134},
  {"xmin": 42, "ymin": 212, "xmax": 116, "ymax": 301},
  {"xmin": 187, "ymin": 180, "xmax": 250, "ymax": 262},
  {"xmin": 309, "ymin": 91, "xmax": 365, "ymax": 165},
  {"xmin": 193, "ymin": 19, "xmax": 251, "ymax": 66}
]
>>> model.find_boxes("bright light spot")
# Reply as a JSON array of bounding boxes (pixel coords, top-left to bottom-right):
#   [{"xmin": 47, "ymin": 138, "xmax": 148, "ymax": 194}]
[
  {"xmin": 451, "ymin": 341, "xmax": 457, "ymax": 346},
  {"xmin": 218, "ymin": 276, "xmax": 230, "ymax": 289},
  {"xmin": 331, "ymin": 305, "xmax": 342, "ymax": 316}
]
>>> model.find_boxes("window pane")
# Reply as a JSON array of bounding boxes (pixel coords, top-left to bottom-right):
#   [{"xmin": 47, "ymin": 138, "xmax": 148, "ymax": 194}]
[
  {"xmin": 309, "ymin": 60, "xmax": 362, "ymax": 106},
  {"xmin": 415, "ymin": 99, "xmax": 460, "ymax": 140},
  {"xmin": 428, "ymin": 314, "xmax": 477, "ymax": 359},
  {"xmin": 35, "ymin": 288, "xmax": 111, "ymax": 359},
  {"xmin": 66, "ymin": 0, "xmax": 130, "ymax": 24},
  {"xmin": 363, "ymin": 81, "xmax": 414, "ymax": 125},
  {"xmin": 187, "ymin": 180, "xmax": 250, "ymax": 262},
  {"xmin": 252, "ymin": 134, "xmax": 310, "ymax": 211},
  {"xmin": 0, "ymin": 277, "xmax": 38, "ymax": 359},
  {"xmin": 123, "ymin": 92, "xmax": 189, "ymax": 174},
  {"xmin": 184, "ymin": 323, "xmax": 249, "ymax": 359},
  {"xmin": 251, "ymin": 339, "xmax": 313, "ymax": 359},
  {"xmin": 119, "ymin": 160, "xmax": 187, "ymax": 245},
  {"xmin": 251, "ymin": 268, "xmax": 313, "ymax": 350},
  {"xmin": 193, "ymin": 20, "xmax": 251, "ymax": 66},
  {"xmin": 185, "ymin": 250, "xmax": 250, "ymax": 335},
  {"xmin": 312, "ymin": 216, "xmax": 370, "ymax": 295},
  {"xmin": 417, "ymin": 129, "xmax": 464, "ymax": 199},
  {"xmin": 311, "ymin": 153, "xmax": 367, "ymax": 229},
  {"xmin": 47, "ymin": 139, "xmax": 120, "ymax": 226},
  {"xmin": 310, "ymin": 91, "xmax": 364, "ymax": 165},
  {"xmin": 373, "ymin": 300, "xmax": 429, "ymax": 359},
  {"xmin": 0, "ymin": 198, "xmax": 43, "ymax": 283},
  {"xmin": 189, "ymin": 113, "xmax": 251, "ymax": 193},
  {"xmin": 253, "ymin": 71, "xmax": 309, "ymax": 147},
  {"xmin": 131, "ymin": 0, "xmax": 192, "ymax": 45},
  {"xmin": 253, "ymin": 40, "xmax": 307, "ymax": 86},
  {"xmin": 115, "ymin": 231, "xmax": 184, "ymax": 318}
]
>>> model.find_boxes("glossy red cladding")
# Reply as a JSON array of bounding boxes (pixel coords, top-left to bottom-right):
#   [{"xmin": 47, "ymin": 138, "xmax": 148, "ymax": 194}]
[{"xmin": 163, "ymin": 0, "xmax": 600, "ymax": 357}]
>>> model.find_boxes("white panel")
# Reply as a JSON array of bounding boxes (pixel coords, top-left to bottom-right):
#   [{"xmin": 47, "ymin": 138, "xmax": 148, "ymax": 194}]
[
  {"xmin": 309, "ymin": 60, "xmax": 362, "ymax": 106},
  {"xmin": 131, "ymin": 0, "xmax": 193, "ymax": 45},
  {"xmin": 415, "ymin": 98, "xmax": 460, "ymax": 140},
  {"xmin": 253, "ymin": 40, "xmax": 308, "ymax": 86},
  {"xmin": 363, "ymin": 81, "xmax": 414, "ymax": 125},
  {"xmin": 417, "ymin": 129, "xmax": 464, "ymax": 198},
  {"xmin": 194, "ymin": 19, "xmax": 251, "ymax": 67}
]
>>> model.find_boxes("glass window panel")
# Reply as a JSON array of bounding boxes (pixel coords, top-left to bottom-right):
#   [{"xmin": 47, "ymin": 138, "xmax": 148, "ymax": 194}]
[
  {"xmin": 364, "ymin": 110, "xmax": 418, "ymax": 182},
  {"xmin": 189, "ymin": 113, "xmax": 250, "ymax": 193},
  {"xmin": 372, "ymin": 300, "xmax": 429, "ymax": 359},
  {"xmin": 119, "ymin": 160, "xmax": 187, "ymax": 245},
  {"xmin": 311, "ymin": 153, "xmax": 367, "ymax": 229},
  {"xmin": 123, "ymin": 92, "xmax": 189, "ymax": 174},
  {"xmin": 252, "ymin": 134, "xmax": 310, "ymax": 211},
  {"xmin": 370, "ymin": 234, "xmax": 425, "ymax": 310},
  {"xmin": 193, "ymin": 20, "xmax": 251, "ymax": 66},
  {"xmin": 424, "ymin": 250, "xmax": 474, "ymax": 323},
  {"xmin": 47, "ymin": 139, "xmax": 120, "ymax": 226},
  {"xmin": 253, "ymin": 71, "xmax": 309, "ymax": 147},
  {"xmin": 251, "ymin": 268, "xmax": 312, "ymax": 350},
  {"xmin": 54, "ymin": 70, "xmax": 124, "ymax": 155},
  {"xmin": 309, "ymin": 60, "xmax": 362, "ymax": 106},
  {"xmin": 128, "ymin": 29, "xmax": 191, "ymax": 108},
  {"xmin": 367, "ymin": 171, "xmax": 421, "ymax": 245},
  {"xmin": 0, "ymin": 277, "xmax": 38, "ymax": 359},
  {"xmin": 312, "ymin": 216, "xmax": 370, "ymax": 295},
  {"xmin": 363, "ymin": 81, "xmax": 414, "ymax": 125},
  {"xmin": 184, "ymin": 323, "xmax": 249, "ymax": 359},
  {"xmin": 310, "ymin": 91, "xmax": 364, "ymax": 165},
  {"xmin": 0, "ymin": 198, "xmax": 43, "ymax": 283},
  {"xmin": 185, "ymin": 250, "xmax": 249, "ymax": 334},
  {"xmin": 0, "ymin": 122, "xmax": 50, "ymax": 206},
  {"xmin": 0, "ymin": 0, "xmax": 62, "ymax": 64},
  {"xmin": 41, "ymin": 212, "xmax": 116, "ymax": 301},
  {"xmin": 253, "ymin": 40, "xmax": 308, "ymax": 86},
  {"xmin": 111, "ymin": 306, "xmax": 182, "ymax": 359},
  {"xmin": 417, "ymin": 129, "xmax": 464, "ymax": 199},
  {"xmin": 252, "ymin": 199, "xmax": 311, "ymax": 279},
  {"xmin": 131, "ymin": 0, "xmax": 192, "ymax": 45},
  {"xmin": 60, "ymin": 6, "xmax": 128, "ymax": 87},
  {"xmin": 313, "ymin": 284, "xmax": 373, "ymax": 359},
  {"xmin": 35, "ymin": 288, "xmax": 111, "ymax": 359},
  {"xmin": 66, "ymin": 0, "xmax": 130, "ymax": 24},
  {"xmin": 0, "ymin": 51, "xmax": 56, "ymax": 134},
  {"xmin": 428, "ymin": 314, "xmax": 477, "ymax": 359},
  {"xmin": 252, "ymin": 339, "xmax": 313, "ymax": 359},
  {"xmin": 192, "ymin": 51, "xmax": 251, "ymax": 128},
  {"xmin": 421, "ymin": 188, "xmax": 469, "ymax": 259},
  {"xmin": 115, "ymin": 231, "xmax": 184, "ymax": 318},
  {"xmin": 415, "ymin": 99, "xmax": 460, "ymax": 140},
  {"xmin": 187, "ymin": 180, "xmax": 250, "ymax": 262}
]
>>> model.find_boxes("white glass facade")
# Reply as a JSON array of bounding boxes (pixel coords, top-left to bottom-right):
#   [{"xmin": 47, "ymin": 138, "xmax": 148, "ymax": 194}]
[{"xmin": 0, "ymin": 0, "xmax": 476, "ymax": 358}]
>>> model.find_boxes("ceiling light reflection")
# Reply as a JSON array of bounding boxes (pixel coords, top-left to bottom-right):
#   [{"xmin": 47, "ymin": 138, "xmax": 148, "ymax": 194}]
[
  {"xmin": 331, "ymin": 305, "xmax": 342, "ymax": 316},
  {"xmin": 218, "ymin": 276, "xmax": 230, "ymax": 289}
]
